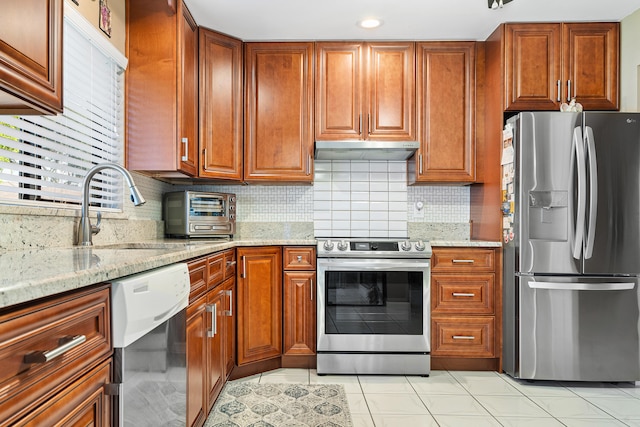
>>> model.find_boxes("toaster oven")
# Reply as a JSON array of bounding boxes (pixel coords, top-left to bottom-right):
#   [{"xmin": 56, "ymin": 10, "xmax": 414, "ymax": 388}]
[{"xmin": 163, "ymin": 191, "xmax": 236, "ymax": 237}]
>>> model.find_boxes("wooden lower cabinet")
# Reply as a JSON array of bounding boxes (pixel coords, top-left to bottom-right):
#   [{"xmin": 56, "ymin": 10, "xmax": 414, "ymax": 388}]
[
  {"xmin": 186, "ymin": 295, "xmax": 207, "ymax": 427},
  {"xmin": 236, "ymin": 247, "xmax": 282, "ymax": 366},
  {"xmin": 430, "ymin": 247, "xmax": 502, "ymax": 371},
  {"xmin": 187, "ymin": 251, "xmax": 236, "ymax": 427},
  {"xmin": 0, "ymin": 285, "xmax": 112, "ymax": 427},
  {"xmin": 282, "ymin": 246, "xmax": 316, "ymax": 368}
]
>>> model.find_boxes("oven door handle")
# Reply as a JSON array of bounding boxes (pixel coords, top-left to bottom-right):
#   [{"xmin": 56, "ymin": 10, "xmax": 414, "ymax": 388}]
[{"xmin": 318, "ymin": 260, "xmax": 429, "ymax": 271}]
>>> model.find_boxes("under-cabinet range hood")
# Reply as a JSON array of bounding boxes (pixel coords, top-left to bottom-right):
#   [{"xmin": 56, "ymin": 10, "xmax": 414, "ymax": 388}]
[{"xmin": 314, "ymin": 140, "xmax": 419, "ymax": 161}]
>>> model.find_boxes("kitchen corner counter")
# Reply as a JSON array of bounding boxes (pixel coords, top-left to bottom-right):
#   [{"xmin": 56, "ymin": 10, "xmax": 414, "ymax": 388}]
[{"xmin": 0, "ymin": 238, "xmax": 315, "ymax": 309}]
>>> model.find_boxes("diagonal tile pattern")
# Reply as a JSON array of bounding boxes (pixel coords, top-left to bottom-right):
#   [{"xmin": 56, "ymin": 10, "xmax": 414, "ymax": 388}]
[{"xmin": 219, "ymin": 368, "xmax": 640, "ymax": 426}]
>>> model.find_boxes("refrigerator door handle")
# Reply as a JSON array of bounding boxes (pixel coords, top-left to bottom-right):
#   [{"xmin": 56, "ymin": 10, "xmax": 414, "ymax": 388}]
[
  {"xmin": 528, "ymin": 281, "xmax": 635, "ymax": 291},
  {"xmin": 571, "ymin": 126, "xmax": 587, "ymax": 259},
  {"xmin": 584, "ymin": 126, "xmax": 598, "ymax": 259}
]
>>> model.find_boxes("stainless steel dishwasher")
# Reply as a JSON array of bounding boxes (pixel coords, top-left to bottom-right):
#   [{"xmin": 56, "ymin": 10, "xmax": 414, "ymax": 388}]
[{"xmin": 110, "ymin": 263, "xmax": 190, "ymax": 427}]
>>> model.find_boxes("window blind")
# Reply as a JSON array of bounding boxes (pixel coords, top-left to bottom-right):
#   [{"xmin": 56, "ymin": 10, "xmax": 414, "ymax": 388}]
[{"xmin": 0, "ymin": 14, "xmax": 125, "ymax": 210}]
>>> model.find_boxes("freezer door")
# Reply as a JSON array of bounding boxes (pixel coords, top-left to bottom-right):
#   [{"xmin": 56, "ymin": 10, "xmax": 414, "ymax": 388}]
[
  {"xmin": 512, "ymin": 112, "xmax": 582, "ymax": 274},
  {"xmin": 517, "ymin": 275, "xmax": 640, "ymax": 381},
  {"xmin": 583, "ymin": 112, "xmax": 640, "ymax": 275}
]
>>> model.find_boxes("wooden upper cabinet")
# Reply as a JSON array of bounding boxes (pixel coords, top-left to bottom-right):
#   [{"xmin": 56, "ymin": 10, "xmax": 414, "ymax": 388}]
[
  {"xmin": 179, "ymin": 5, "xmax": 199, "ymax": 175},
  {"xmin": 563, "ymin": 22, "xmax": 619, "ymax": 110},
  {"xmin": 504, "ymin": 22, "xmax": 619, "ymax": 111},
  {"xmin": 315, "ymin": 42, "xmax": 415, "ymax": 141},
  {"xmin": 199, "ymin": 29, "xmax": 243, "ymax": 181},
  {"xmin": 244, "ymin": 43, "xmax": 314, "ymax": 183},
  {"xmin": 0, "ymin": 0, "xmax": 62, "ymax": 115},
  {"xmin": 367, "ymin": 43, "xmax": 416, "ymax": 140},
  {"xmin": 126, "ymin": 0, "xmax": 198, "ymax": 177},
  {"xmin": 410, "ymin": 42, "xmax": 475, "ymax": 184},
  {"xmin": 315, "ymin": 43, "xmax": 363, "ymax": 139}
]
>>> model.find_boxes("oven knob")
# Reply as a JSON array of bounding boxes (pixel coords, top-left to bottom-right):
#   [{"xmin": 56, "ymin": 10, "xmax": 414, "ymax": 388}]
[
  {"xmin": 415, "ymin": 240, "xmax": 426, "ymax": 251},
  {"xmin": 337, "ymin": 240, "xmax": 348, "ymax": 251},
  {"xmin": 401, "ymin": 240, "xmax": 412, "ymax": 251},
  {"xmin": 323, "ymin": 240, "xmax": 335, "ymax": 251}
]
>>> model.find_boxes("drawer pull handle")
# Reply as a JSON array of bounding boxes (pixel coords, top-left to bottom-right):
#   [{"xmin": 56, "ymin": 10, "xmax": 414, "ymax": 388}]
[
  {"xmin": 207, "ymin": 304, "xmax": 217, "ymax": 338},
  {"xmin": 452, "ymin": 259, "xmax": 475, "ymax": 264},
  {"xmin": 452, "ymin": 335, "xmax": 475, "ymax": 340},
  {"xmin": 297, "ymin": 255, "xmax": 303, "ymax": 262},
  {"xmin": 452, "ymin": 292, "xmax": 475, "ymax": 297},
  {"xmin": 226, "ymin": 260, "xmax": 237, "ymax": 267},
  {"xmin": 24, "ymin": 335, "xmax": 86, "ymax": 364}
]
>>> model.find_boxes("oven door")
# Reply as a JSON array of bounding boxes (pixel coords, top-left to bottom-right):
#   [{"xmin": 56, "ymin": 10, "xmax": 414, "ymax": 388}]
[{"xmin": 317, "ymin": 257, "xmax": 430, "ymax": 353}]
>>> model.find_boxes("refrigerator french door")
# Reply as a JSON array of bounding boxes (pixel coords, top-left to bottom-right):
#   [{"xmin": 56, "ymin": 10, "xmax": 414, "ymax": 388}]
[{"xmin": 503, "ymin": 111, "xmax": 640, "ymax": 381}]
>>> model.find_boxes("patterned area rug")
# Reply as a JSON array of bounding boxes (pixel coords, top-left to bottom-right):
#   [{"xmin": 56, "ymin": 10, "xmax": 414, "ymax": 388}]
[{"xmin": 205, "ymin": 382, "xmax": 353, "ymax": 427}]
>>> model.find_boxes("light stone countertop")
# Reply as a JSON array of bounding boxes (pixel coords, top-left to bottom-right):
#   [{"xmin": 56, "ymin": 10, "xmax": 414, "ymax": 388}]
[
  {"xmin": 0, "ymin": 237, "xmax": 500, "ymax": 309},
  {"xmin": 430, "ymin": 240, "xmax": 502, "ymax": 247}
]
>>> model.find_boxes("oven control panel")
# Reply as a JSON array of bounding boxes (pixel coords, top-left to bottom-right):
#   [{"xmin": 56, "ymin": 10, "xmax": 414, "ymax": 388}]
[{"xmin": 317, "ymin": 239, "xmax": 431, "ymax": 258}]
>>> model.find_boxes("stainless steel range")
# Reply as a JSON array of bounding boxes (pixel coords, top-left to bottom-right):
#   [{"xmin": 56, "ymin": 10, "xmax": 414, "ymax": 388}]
[{"xmin": 316, "ymin": 238, "xmax": 432, "ymax": 375}]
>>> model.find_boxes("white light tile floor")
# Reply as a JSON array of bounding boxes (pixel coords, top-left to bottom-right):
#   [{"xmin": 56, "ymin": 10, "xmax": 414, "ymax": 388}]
[{"xmin": 228, "ymin": 368, "xmax": 640, "ymax": 426}]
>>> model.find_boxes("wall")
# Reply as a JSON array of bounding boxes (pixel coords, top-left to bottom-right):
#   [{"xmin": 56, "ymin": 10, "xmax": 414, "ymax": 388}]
[
  {"xmin": 65, "ymin": 0, "xmax": 125, "ymax": 55},
  {"xmin": 621, "ymin": 8, "xmax": 640, "ymax": 111},
  {"xmin": 188, "ymin": 163, "xmax": 470, "ymax": 241}
]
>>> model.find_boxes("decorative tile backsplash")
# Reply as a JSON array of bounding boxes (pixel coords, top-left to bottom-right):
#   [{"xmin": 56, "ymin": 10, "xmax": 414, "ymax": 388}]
[
  {"xmin": 193, "ymin": 161, "xmax": 469, "ymax": 238},
  {"xmin": 313, "ymin": 160, "xmax": 408, "ymax": 238},
  {"xmin": 189, "ymin": 184, "xmax": 314, "ymax": 223},
  {"xmin": 0, "ymin": 162, "xmax": 470, "ymax": 250}
]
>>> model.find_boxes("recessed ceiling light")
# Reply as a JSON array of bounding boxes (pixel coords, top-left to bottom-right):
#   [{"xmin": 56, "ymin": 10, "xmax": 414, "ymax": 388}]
[{"xmin": 358, "ymin": 18, "xmax": 382, "ymax": 29}]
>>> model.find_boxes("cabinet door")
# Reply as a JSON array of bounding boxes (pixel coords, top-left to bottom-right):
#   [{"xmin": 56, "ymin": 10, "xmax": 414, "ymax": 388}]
[
  {"xmin": 126, "ymin": 0, "xmax": 198, "ymax": 176},
  {"xmin": 563, "ymin": 22, "xmax": 619, "ymax": 110},
  {"xmin": 412, "ymin": 42, "xmax": 475, "ymax": 183},
  {"xmin": 199, "ymin": 29, "xmax": 243, "ymax": 180},
  {"xmin": 315, "ymin": 43, "xmax": 364, "ymax": 140},
  {"xmin": 283, "ymin": 271, "xmax": 316, "ymax": 356},
  {"xmin": 236, "ymin": 247, "xmax": 282, "ymax": 365},
  {"xmin": 367, "ymin": 43, "xmax": 416, "ymax": 140},
  {"xmin": 0, "ymin": 0, "xmax": 62, "ymax": 115},
  {"xmin": 206, "ymin": 288, "xmax": 224, "ymax": 411},
  {"xmin": 244, "ymin": 43, "xmax": 314, "ymax": 182},
  {"xmin": 178, "ymin": 3, "xmax": 199, "ymax": 176},
  {"xmin": 504, "ymin": 23, "xmax": 562, "ymax": 111},
  {"xmin": 186, "ymin": 297, "xmax": 207, "ymax": 427},
  {"xmin": 222, "ymin": 277, "xmax": 236, "ymax": 377}
]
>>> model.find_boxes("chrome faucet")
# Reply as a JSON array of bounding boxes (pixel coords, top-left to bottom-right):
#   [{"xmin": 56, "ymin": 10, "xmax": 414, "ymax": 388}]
[{"xmin": 77, "ymin": 163, "xmax": 146, "ymax": 246}]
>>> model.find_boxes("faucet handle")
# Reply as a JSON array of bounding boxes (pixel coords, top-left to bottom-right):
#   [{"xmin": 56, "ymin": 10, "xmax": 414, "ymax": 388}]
[{"xmin": 92, "ymin": 211, "xmax": 102, "ymax": 236}]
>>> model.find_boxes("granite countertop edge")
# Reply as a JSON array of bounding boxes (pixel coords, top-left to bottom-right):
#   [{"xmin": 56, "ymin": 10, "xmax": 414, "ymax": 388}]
[{"xmin": 0, "ymin": 238, "xmax": 501, "ymax": 309}]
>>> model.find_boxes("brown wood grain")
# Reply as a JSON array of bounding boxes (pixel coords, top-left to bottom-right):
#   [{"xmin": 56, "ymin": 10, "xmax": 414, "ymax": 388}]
[
  {"xmin": 236, "ymin": 247, "xmax": 283, "ymax": 365},
  {"xmin": 0, "ymin": 0, "xmax": 62, "ymax": 114}
]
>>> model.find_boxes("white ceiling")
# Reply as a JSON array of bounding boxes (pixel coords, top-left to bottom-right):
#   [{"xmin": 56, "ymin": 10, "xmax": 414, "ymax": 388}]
[{"xmin": 183, "ymin": 0, "xmax": 640, "ymax": 42}]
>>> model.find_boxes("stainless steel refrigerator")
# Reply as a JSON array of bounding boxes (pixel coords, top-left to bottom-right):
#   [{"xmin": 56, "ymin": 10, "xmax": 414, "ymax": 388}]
[{"xmin": 503, "ymin": 111, "xmax": 640, "ymax": 382}]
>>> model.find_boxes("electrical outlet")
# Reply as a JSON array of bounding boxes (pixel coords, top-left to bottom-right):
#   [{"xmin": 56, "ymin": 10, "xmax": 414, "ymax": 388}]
[{"xmin": 414, "ymin": 201, "xmax": 425, "ymax": 219}]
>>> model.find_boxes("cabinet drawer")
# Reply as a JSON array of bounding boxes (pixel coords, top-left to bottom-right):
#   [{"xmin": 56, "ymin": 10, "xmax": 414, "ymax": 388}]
[
  {"xmin": 432, "ymin": 274, "xmax": 495, "ymax": 315},
  {"xmin": 224, "ymin": 249, "xmax": 237, "ymax": 279},
  {"xmin": 283, "ymin": 247, "xmax": 316, "ymax": 270},
  {"xmin": 431, "ymin": 248, "xmax": 495, "ymax": 272},
  {"xmin": 188, "ymin": 257, "xmax": 207, "ymax": 301},
  {"xmin": 13, "ymin": 359, "xmax": 111, "ymax": 427},
  {"xmin": 208, "ymin": 252, "xmax": 225, "ymax": 289},
  {"xmin": 431, "ymin": 317, "xmax": 495, "ymax": 358},
  {"xmin": 0, "ymin": 285, "xmax": 111, "ymax": 425}
]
